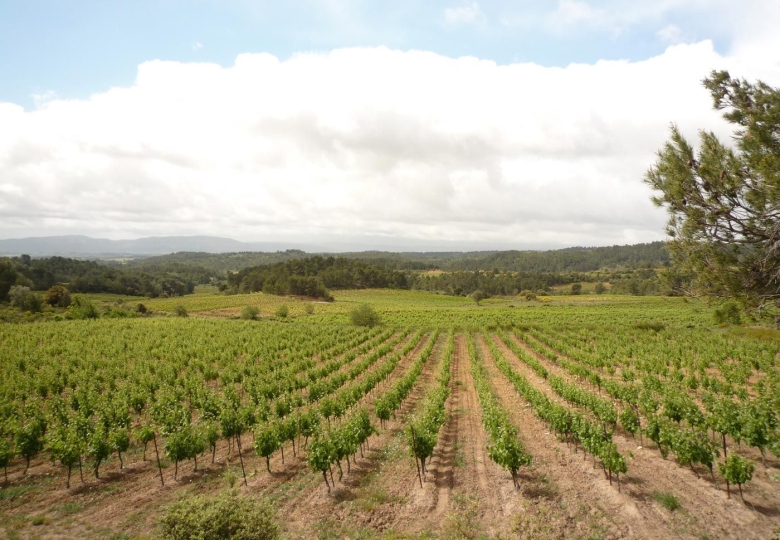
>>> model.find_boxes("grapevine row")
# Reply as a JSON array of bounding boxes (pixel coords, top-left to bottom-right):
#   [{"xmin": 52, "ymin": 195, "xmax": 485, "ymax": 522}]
[
  {"xmin": 374, "ymin": 330, "xmax": 440, "ymax": 427},
  {"xmin": 407, "ymin": 330, "xmax": 453, "ymax": 485},
  {"xmin": 483, "ymin": 333, "xmax": 627, "ymax": 488},
  {"xmin": 466, "ymin": 334, "xmax": 531, "ymax": 489}
]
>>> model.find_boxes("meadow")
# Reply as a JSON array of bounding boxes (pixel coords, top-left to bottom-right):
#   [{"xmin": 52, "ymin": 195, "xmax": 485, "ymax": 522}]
[{"xmin": 1, "ymin": 289, "xmax": 778, "ymax": 539}]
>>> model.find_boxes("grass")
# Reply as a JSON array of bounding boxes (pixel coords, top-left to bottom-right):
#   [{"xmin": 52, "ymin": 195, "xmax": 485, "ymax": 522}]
[
  {"xmin": 453, "ymin": 438, "xmax": 466, "ymax": 468},
  {"xmin": 0, "ymin": 485, "xmax": 35, "ymax": 501},
  {"xmin": 442, "ymin": 491, "xmax": 483, "ymax": 540},
  {"xmin": 312, "ymin": 519, "xmax": 432, "ymax": 540},
  {"xmin": 355, "ymin": 485, "xmax": 394, "ymax": 512},
  {"xmin": 652, "ymin": 491, "xmax": 681, "ymax": 512},
  {"xmin": 726, "ymin": 326, "xmax": 780, "ymax": 342},
  {"xmin": 55, "ymin": 501, "xmax": 85, "ymax": 515}
]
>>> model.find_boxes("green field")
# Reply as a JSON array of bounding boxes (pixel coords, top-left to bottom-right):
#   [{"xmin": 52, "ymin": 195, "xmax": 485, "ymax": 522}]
[{"xmin": 1, "ymin": 290, "xmax": 778, "ymax": 539}]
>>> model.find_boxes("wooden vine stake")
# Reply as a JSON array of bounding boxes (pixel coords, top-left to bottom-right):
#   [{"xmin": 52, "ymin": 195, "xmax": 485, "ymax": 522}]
[
  {"xmin": 410, "ymin": 425, "xmax": 423, "ymax": 487},
  {"xmin": 153, "ymin": 433, "xmax": 164, "ymax": 487},
  {"xmin": 237, "ymin": 433, "xmax": 248, "ymax": 486}
]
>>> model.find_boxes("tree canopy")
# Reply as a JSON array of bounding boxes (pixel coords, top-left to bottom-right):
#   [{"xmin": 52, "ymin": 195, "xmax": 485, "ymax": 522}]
[{"xmin": 645, "ymin": 70, "xmax": 780, "ymax": 326}]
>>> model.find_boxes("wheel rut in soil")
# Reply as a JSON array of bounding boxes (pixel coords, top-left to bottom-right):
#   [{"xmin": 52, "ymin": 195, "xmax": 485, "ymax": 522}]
[{"xmin": 457, "ymin": 333, "xmax": 530, "ymax": 537}]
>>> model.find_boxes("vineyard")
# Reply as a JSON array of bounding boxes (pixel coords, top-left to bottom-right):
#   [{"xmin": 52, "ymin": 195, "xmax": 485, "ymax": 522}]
[{"xmin": 0, "ymin": 290, "xmax": 779, "ymax": 539}]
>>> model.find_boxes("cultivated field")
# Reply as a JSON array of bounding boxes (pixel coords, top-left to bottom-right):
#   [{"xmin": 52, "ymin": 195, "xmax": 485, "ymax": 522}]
[{"xmin": 1, "ymin": 291, "xmax": 779, "ymax": 539}]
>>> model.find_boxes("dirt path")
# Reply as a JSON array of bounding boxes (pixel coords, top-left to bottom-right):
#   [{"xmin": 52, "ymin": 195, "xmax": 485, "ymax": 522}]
[
  {"xmin": 451, "ymin": 333, "xmax": 519, "ymax": 536},
  {"xmin": 279, "ymin": 333, "xmax": 446, "ymax": 538},
  {"xmin": 477, "ymin": 333, "xmax": 653, "ymax": 539},
  {"xmin": 493, "ymin": 332, "xmax": 780, "ymax": 540}
]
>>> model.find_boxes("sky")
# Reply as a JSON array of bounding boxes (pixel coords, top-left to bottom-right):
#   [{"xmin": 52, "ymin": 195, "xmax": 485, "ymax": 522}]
[{"xmin": 1, "ymin": 0, "xmax": 779, "ymax": 250}]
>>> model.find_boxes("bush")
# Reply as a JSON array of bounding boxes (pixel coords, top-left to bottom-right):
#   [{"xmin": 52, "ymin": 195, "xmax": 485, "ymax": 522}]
[
  {"xmin": 470, "ymin": 290, "xmax": 486, "ymax": 305},
  {"xmin": 241, "ymin": 306, "xmax": 260, "ymax": 320},
  {"xmin": 173, "ymin": 305, "xmax": 189, "ymax": 318},
  {"xmin": 159, "ymin": 490, "xmax": 279, "ymax": 540},
  {"xmin": 570, "ymin": 283, "xmax": 582, "ymax": 295},
  {"xmin": 67, "ymin": 295, "xmax": 99, "ymax": 319},
  {"xmin": 43, "ymin": 285, "xmax": 71, "ymax": 308},
  {"xmin": 9, "ymin": 286, "xmax": 43, "ymax": 312},
  {"xmin": 349, "ymin": 304, "xmax": 381, "ymax": 328},
  {"xmin": 136, "ymin": 303, "xmax": 148, "ymax": 314},
  {"xmin": 594, "ymin": 282, "xmax": 607, "ymax": 294},
  {"xmin": 304, "ymin": 303, "xmax": 315, "ymax": 315},
  {"xmin": 275, "ymin": 305, "xmax": 288, "ymax": 318},
  {"xmin": 519, "ymin": 290, "xmax": 536, "ymax": 301},
  {"xmin": 714, "ymin": 301, "xmax": 741, "ymax": 325}
]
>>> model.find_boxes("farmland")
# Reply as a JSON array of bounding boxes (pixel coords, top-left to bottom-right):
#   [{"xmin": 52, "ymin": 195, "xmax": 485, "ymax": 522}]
[{"xmin": 1, "ymin": 290, "xmax": 779, "ymax": 539}]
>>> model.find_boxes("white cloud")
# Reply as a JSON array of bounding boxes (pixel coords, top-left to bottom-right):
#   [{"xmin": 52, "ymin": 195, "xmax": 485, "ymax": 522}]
[
  {"xmin": 444, "ymin": 2, "xmax": 486, "ymax": 27},
  {"xmin": 553, "ymin": 1, "xmax": 604, "ymax": 27},
  {"xmin": 31, "ymin": 90, "xmax": 58, "ymax": 110},
  {"xmin": 192, "ymin": 42, "xmax": 204, "ymax": 51},
  {"xmin": 656, "ymin": 24, "xmax": 683, "ymax": 44},
  {"xmin": 543, "ymin": 0, "xmax": 751, "ymax": 39},
  {"xmin": 0, "ymin": 41, "xmax": 778, "ymax": 248}
]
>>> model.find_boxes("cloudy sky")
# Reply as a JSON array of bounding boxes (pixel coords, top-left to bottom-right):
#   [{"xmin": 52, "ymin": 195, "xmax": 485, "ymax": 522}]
[{"xmin": 1, "ymin": 1, "xmax": 779, "ymax": 250}]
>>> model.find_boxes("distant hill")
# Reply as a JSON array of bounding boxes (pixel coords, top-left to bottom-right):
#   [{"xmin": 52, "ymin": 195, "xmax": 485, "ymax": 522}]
[
  {"xmin": 0, "ymin": 235, "xmax": 299, "ymax": 257},
  {"xmin": 130, "ymin": 243, "xmax": 668, "ymax": 274},
  {"xmin": 0, "ymin": 235, "xmax": 669, "ymax": 274}
]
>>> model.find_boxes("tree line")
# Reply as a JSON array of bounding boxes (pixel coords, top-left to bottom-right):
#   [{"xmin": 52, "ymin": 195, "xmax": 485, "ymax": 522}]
[
  {"xmin": 227, "ymin": 256, "xmax": 409, "ymax": 299},
  {"xmin": 0, "ymin": 255, "xmax": 207, "ymax": 301},
  {"xmin": 1, "ymin": 252, "xmax": 674, "ymax": 305},
  {"xmin": 124, "ymin": 242, "xmax": 669, "ymax": 274}
]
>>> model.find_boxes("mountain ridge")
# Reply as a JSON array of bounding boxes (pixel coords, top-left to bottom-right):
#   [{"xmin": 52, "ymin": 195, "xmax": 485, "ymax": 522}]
[{"xmin": 0, "ymin": 235, "xmax": 304, "ymax": 256}]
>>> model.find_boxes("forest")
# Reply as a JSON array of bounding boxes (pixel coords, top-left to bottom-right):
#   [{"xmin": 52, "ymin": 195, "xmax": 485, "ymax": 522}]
[{"xmin": 0, "ymin": 242, "xmax": 672, "ymax": 304}]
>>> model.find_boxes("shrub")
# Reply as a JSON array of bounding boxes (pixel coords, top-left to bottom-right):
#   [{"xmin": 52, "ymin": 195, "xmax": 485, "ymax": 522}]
[
  {"xmin": 173, "ymin": 305, "xmax": 189, "ymax": 318},
  {"xmin": 349, "ymin": 304, "xmax": 380, "ymax": 328},
  {"xmin": 714, "ymin": 301, "xmax": 742, "ymax": 325},
  {"xmin": 67, "ymin": 295, "xmax": 99, "ymax": 319},
  {"xmin": 9, "ymin": 286, "xmax": 42, "ymax": 312},
  {"xmin": 136, "ymin": 303, "xmax": 148, "ymax": 314},
  {"xmin": 594, "ymin": 282, "xmax": 607, "ymax": 294},
  {"xmin": 470, "ymin": 290, "xmax": 486, "ymax": 305},
  {"xmin": 241, "ymin": 306, "xmax": 260, "ymax": 320},
  {"xmin": 159, "ymin": 490, "xmax": 279, "ymax": 540},
  {"xmin": 304, "ymin": 303, "xmax": 315, "ymax": 315},
  {"xmin": 43, "ymin": 285, "xmax": 71, "ymax": 308},
  {"xmin": 520, "ymin": 290, "xmax": 536, "ymax": 301},
  {"xmin": 275, "ymin": 305, "xmax": 288, "ymax": 318},
  {"xmin": 570, "ymin": 283, "xmax": 582, "ymax": 295}
]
